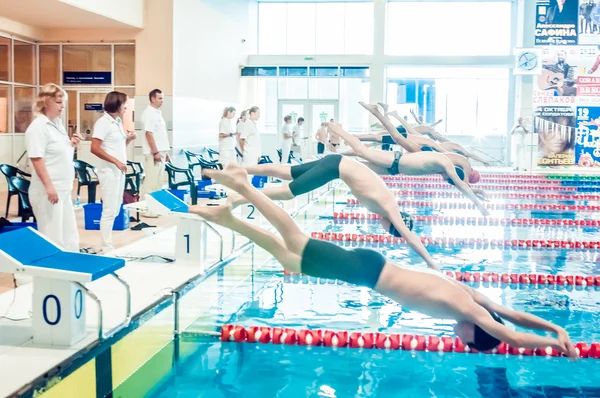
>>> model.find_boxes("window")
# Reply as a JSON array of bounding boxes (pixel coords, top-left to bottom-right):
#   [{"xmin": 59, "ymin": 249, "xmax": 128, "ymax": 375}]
[
  {"xmin": 13, "ymin": 41, "xmax": 36, "ymax": 85},
  {"xmin": 114, "ymin": 45, "xmax": 135, "ymax": 86},
  {"xmin": 14, "ymin": 86, "xmax": 35, "ymax": 133},
  {"xmin": 0, "ymin": 85, "xmax": 9, "ymax": 133},
  {"xmin": 278, "ymin": 78, "xmax": 308, "ymax": 99},
  {"xmin": 340, "ymin": 77, "xmax": 370, "ymax": 132},
  {"xmin": 40, "ymin": 45, "xmax": 60, "ymax": 85},
  {"xmin": 0, "ymin": 36, "xmax": 10, "ymax": 82},
  {"xmin": 386, "ymin": 1, "xmax": 511, "ymax": 56},
  {"xmin": 386, "ymin": 67, "xmax": 509, "ymax": 135},
  {"xmin": 258, "ymin": 2, "xmax": 374, "ymax": 55},
  {"xmin": 63, "ymin": 45, "xmax": 112, "ymax": 85},
  {"xmin": 309, "ymin": 78, "xmax": 339, "ymax": 99}
]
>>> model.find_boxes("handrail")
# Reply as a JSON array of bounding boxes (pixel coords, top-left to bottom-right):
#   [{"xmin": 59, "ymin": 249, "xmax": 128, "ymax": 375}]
[{"xmin": 202, "ymin": 221, "xmax": 224, "ymax": 261}]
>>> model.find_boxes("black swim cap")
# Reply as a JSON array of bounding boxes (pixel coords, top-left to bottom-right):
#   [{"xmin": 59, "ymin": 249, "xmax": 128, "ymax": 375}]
[
  {"xmin": 447, "ymin": 166, "xmax": 465, "ymax": 186},
  {"xmin": 388, "ymin": 211, "xmax": 414, "ymax": 237},
  {"xmin": 468, "ymin": 310, "xmax": 505, "ymax": 351}
]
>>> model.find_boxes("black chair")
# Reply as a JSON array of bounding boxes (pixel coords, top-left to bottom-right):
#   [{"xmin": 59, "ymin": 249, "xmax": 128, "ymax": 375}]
[
  {"xmin": 183, "ymin": 150, "xmax": 203, "ymax": 173},
  {"xmin": 125, "ymin": 161, "xmax": 145, "ymax": 192},
  {"xmin": 276, "ymin": 149, "xmax": 293, "ymax": 164},
  {"xmin": 165, "ymin": 162, "xmax": 198, "ymax": 205},
  {"xmin": 10, "ymin": 176, "xmax": 35, "ymax": 222},
  {"xmin": 206, "ymin": 148, "xmax": 220, "ymax": 161},
  {"xmin": 73, "ymin": 160, "xmax": 98, "ymax": 204},
  {"xmin": 0, "ymin": 164, "xmax": 31, "ymax": 218},
  {"xmin": 259, "ymin": 155, "xmax": 273, "ymax": 164}
]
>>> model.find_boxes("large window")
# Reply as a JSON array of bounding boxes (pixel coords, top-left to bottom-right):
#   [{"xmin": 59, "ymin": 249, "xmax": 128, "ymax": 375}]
[
  {"xmin": 0, "ymin": 36, "xmax": 11, "ymax": 82},
  {"xmin": 386, "ymin": 1, "xmax": 512, "ymax": 56},
  {"xmin": 386, "ymin": 67, "xmax": 509, "ymax": 135},
  {"xmin": 40, "ymin": 45, "xmax": 60, "ymax": 85},
  {"xmin": 13, "ymin": 41, "xmax": 36, "ymax": 85},
  {"xmin": 258, "ymin": 2, "xmax": 374, "ymax": 55}
]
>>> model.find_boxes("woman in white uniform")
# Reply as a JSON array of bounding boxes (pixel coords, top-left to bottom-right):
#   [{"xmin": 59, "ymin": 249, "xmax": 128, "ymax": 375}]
[
  {"xmin": 281, "ymin": 115, "xmax": 293, "ymax": 164},
  {"xmin": 218, "ymin": 106, "xmax": 237, "ymax": 166},
  {"xmin": 26, "ymin": 83, "xmax": 81, "ymax": 255},
  {"xmin": 511, "ymin": 117, "xmax": 529, "ymax": 171},
  {"xmin": 91, "ymin": 91, "xmax": 136, "ymax": 253},
  {"xmin": 239, "ymin": 106, "xmax": 262, "ymax": 166}
]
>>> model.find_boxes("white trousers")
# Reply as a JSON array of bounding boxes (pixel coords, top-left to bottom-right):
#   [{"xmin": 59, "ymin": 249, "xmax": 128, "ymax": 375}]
[
  {"xmin": 97, "ymin": 167, "xmax": 125, "ymax": 250},
  {"xmin": 281, "ymin": 140, "xmax": 292, "ymax": 164},
  {"xmin": 219, "ymin": 149, "xmax": 236, "ymax": 166},
  {"xmin": 29, "ymin": 185, "xmax": 79, "ymax": 252},
  {"xmin": 241, "ymin": 151, "xmax": 259, "ymax": 166},
  {"xmin": 141, "ymin": 153, "xmax": 166, "ymax": 199}
]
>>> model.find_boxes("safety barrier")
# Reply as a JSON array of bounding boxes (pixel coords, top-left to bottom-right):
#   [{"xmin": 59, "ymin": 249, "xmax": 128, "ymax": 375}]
[
  {"xmin": 346, "ymin": 198, "xmax": 600, "ymax": 212},
  {"xmin": 380, "ymin": 175, "xmax": 563, "ymax": 185},
  {"xmin": 388, "ymin": 190, "xmax": 600, "ymax": 201},
  {"xmin": 310, "ymin": 231, "xmax": 600, "ymax": 251},
  {"xmin": 220, "ymin": 325, "xmax": 600, "ymax": 359},
  {"xmin": 331, "ymin": 212, "xmax": 600, "ymax": 227}
]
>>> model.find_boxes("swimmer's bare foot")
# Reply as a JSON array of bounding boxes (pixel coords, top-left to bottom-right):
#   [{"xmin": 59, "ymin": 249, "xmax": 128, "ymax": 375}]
[
  {"xmin": 226, "ymin": 192, "xmax": 247, "ymax": 209},
  {"xmin": 188, "ymin": 203, "xmax": 234, "ymax": 225},
  {"xmin": 358, "ymin": 101, "xmax": 379, "ymax": 114},
  {"xmin": 377, "ymin": 102, "xmax": 389, "ymax": 114},
  {"xmin": 203, "ymin": 162, "xmax": 248, "ymax": 191}
]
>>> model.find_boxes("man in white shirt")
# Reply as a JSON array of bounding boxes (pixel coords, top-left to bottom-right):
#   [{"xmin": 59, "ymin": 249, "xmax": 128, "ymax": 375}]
[
  {"xmin": 293, "ymin": 117, "xmax": 305, "ymax": 158},
  {"xmin": 281, "ymin": 115, "xmax": 294, "ymax": 164},
  {"xmin": 140, "ymin": 89, "xmax": 170, "ymax": 216},
  {"xmin": 240, "ymin": 106, "xmax": 262, "ymax": 166}
]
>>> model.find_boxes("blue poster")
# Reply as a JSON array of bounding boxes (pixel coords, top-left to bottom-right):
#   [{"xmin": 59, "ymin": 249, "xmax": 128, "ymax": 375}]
[
  {"xmin": 63, "ymin": 71, "xmax": 111, "ymax": 85},
  {"xmin": 575, "ymin": 106, "xmax": 600, "ymax": 167},
  {"xmin": 535, "ymin": 0, "xmax": 579, "ymax": 45},
  {"xmin": 84, "ymin": 103, "xmax": 103, "ymax": 111}
]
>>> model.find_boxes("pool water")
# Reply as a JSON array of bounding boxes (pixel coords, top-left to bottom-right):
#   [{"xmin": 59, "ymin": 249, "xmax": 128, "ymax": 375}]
[{"xmin": 120, "ymin": 177, "xmax": 600, "ymax": 398}]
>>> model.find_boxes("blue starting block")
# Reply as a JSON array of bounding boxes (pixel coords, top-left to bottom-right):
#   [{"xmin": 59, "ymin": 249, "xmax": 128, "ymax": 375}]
[{"xmin": 0, "ymin": 228, "xmax": 131, "ymax": 347}]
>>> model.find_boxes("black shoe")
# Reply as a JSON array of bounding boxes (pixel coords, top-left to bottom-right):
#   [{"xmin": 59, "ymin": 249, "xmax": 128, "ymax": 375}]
[{"xmin": 131, "ymin": 222, "xmax": 156, "ymax": 231}]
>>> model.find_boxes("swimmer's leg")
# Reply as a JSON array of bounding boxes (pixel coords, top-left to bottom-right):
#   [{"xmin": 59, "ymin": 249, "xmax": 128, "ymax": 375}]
[
  {"xmin": 244, "ymin": 163, "xmax": 294, "ymax": 180},
  {"xmin": 327, "ymin": 123, "xmax": 396, "ymax": 169},
  {"xmin": 188, "ymin": 204, "xmax": 302, "ymax": 273},
  {"xmin": 200, "ymin": 163, "xmax": 309, "ymax": 254},
  {"xmin": 358, "ymin": 102, "xmax": 421, "ymax": 153}
]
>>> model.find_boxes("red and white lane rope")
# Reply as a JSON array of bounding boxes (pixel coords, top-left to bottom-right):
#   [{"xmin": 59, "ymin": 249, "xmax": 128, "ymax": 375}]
[
  {"xmin": 310, "ymin": 231, "xmax": 600, "ymax": 251},
  {"xmin": 333, "ymin": 212, "xmax": 600, "ymax": 227},
  {"xmin": 220, "ymin": 325, "xmax": 600, "ymax": 359},
  {"xmin": 388, "ymin": 190, "xmax": 600, "ymax": 201},
  {"xmin": 383, "ymin": 182, "xmax": 579, "ymax": 192},
  {"xmin": 380, "ymin": 175, "xmax": 564, "ymax": 185},
  {"xmin": 346, "ymin": 198, "xmax": 600, "ymax": 212}
]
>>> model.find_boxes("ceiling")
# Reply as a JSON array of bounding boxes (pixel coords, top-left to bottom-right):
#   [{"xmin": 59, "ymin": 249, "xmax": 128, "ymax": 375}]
[{"xmin": 0, "ymin": 0, "xmax": 136, "ymax": 29}]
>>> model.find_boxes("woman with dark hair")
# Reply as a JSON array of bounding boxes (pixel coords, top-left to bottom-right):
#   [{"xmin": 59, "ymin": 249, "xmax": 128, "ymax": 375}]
[{"xmin": 91, "ymin": 91, "xmax": 136, "ymax": 253}]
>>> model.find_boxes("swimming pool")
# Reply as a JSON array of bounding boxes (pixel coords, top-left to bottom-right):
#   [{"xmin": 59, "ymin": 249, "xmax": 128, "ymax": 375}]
[{"xmin": 115, "ymin": 174, "xmax": 600, "ymax": 398}]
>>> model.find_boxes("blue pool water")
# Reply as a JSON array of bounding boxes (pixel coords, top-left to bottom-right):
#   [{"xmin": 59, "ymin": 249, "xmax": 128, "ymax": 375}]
[{"xmin": 144, "ymin": 181, "xmax": 600, "ymax": 398}]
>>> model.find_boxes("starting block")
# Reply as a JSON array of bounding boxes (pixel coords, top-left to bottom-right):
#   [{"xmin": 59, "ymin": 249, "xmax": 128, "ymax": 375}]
[
  {"xmin": 146, "ymin": 190, "xmax": 210, "ymax": 264},
  {"xmin": 0, "ymin": 228, "xmax": 130, "ymax": 347}
]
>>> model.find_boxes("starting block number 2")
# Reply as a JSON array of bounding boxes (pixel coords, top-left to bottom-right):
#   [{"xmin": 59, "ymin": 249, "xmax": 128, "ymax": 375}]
[
  {"xmin": 246, "ymin": 205, "xmax": 256, "ymax": 220},
  {"xmin": 41, "ymin": 289, "xmax": 83, "ymax": 326}
]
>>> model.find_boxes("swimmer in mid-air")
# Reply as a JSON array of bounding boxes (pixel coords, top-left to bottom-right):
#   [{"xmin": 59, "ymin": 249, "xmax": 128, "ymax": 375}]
[
  {"xmin": 226, "ymin": 153, "xmax": 439, "ymax": 271},
  {"xmin": 189, "ymin": 164, "xmax": 577, "ymax": 359},
  {"xmin": 328, "ymin": 121, "xmax": 490, "ymax": 216}
]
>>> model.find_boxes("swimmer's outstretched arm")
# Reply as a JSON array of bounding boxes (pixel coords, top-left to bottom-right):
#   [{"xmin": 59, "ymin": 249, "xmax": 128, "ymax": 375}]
[
  {"xmin": 441, "ymin": 157, "xmax": 490, "ymax": 217},
  {"xmin": 359, "ymin": 102, "xmax": 421, "ymax": 153},
  {"xmin": 467, "ymin": 290, "xmax": 577, "ymax": 359},
  {"xmin": 442, "ymin": 142, "xmax": 492, "ymax": 167},
  {"xmin": 410, "ymin": 109, "xmax": 422, "ymax": 125}
]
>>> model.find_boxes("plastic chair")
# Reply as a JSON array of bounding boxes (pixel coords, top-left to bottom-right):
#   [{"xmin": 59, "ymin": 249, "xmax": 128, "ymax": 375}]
[
  {"xmin": 0, "ymin": 164, "xmax": 31, "ymax": 218},
  {"xmin": 9, "ymin": 176, "xmax": 36, "ymax": 222},
  {"xmin": 165, "ymin": 162, "xmax": 198, "ymax": 205},
  {"xmin": 183, "ymin": 150, "xmax": 203, "ymax": 173},
  {"xmin": 276, "ymin": 149, "xmax": 293, "ymax": 164},
  {"xmin": 125, "ymin": 161, "xmax": 145, "ymax": 192},
  {"xmin": 205, "ymin": 148, "xmax": 220, "ymax": 161},
  {"xmin": 73, "ymin": 160, "xmax": 98, "ymax": 204}
]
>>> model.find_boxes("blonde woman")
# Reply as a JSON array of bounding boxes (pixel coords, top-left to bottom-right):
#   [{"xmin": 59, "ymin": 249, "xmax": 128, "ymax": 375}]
[
  {"xmin": 219, "ymin": 106, "xmax": 237, "ymax": 166},
  {"xmin": 26, "ymin": 84, "xmax": 81, "ymax": 256},
  {"xmin": 91, "ymin": 92, "xmax": 136, "ymax": 253}
]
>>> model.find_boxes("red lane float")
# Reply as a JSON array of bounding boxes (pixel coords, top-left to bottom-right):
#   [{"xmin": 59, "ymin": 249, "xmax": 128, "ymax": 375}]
[
  {"xmin": 220, "ymin": 325, "xmax": 597, "ymax": 359},
  {"xmin": 310, "ymin": 231, "xmax": 600, "ymax": 251},
  {"xmin": 346, "ymin": 198, "xmax": 600, "ymax": 212},
  {"xmin": 332, "ymin": 212, "xmax": 600, "ymax": 228},
  {"xmin": 388, "ymin": 190, "xmax": 600, "ymax": 201},
  {"xmin": 383, "ymin": 182, "xmax": 579, "ymax": 192}
]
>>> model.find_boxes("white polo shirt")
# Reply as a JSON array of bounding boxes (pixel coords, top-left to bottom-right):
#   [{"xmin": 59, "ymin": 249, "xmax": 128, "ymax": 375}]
[
  {"xmin": 141, "ymin": 105, "xmax": 170, "ymax": 155},
  {"xmin": 92, "ymin": 113, "xmax": 127, "ymax": 170},
  {"xmin": 293, "ymin": 124, "xmax": 303, "ymax": 141},
  {"xmin": 219, "ymin": 118, "xmax": 235, "ymax": 151},
  {"xmin": 25, "ymin": 114, "xmax": 74, "ymax": 191},
  {"xmin": 282, "ymin": 123, "xmax": 293, "ymax": 148},
  {"xmin": 240, "ymin": 119, "xmax": 261, "ymax": 160}
]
